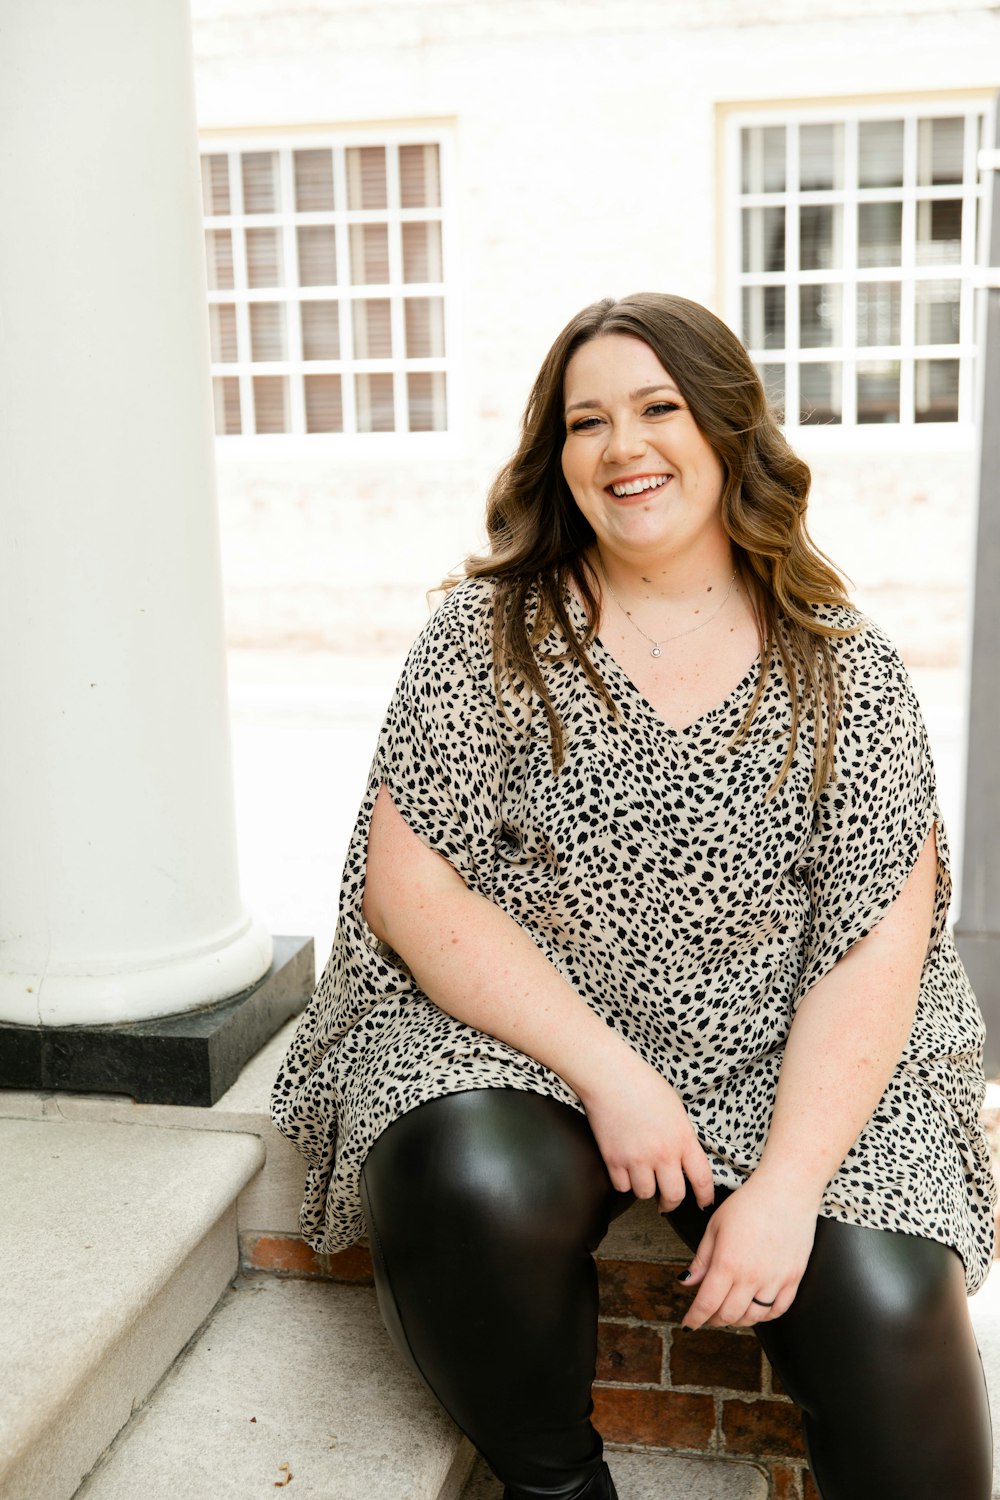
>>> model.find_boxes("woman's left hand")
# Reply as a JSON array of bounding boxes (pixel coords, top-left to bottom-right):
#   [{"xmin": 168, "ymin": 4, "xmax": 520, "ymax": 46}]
[{"xmin": 678, "ymin": 1170, "xmax": 819, "ymax": 1329}]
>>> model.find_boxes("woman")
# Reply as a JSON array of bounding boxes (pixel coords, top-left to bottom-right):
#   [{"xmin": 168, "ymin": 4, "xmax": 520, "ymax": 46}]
[{"xmin": 271, "ymin": 293, "xmax": 996, "ymax": 1500}]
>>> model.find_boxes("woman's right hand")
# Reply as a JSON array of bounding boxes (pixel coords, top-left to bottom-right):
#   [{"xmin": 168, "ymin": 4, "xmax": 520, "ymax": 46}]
[{"xmin": 576, "ymin": 1050, "xmax": 715, "ymax": 1212}]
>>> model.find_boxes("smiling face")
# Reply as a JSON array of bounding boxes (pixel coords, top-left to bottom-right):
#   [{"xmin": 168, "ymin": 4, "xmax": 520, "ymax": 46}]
[{"xmin": 561, "ymin": 333, "xmax": 729, "ymax": 574}]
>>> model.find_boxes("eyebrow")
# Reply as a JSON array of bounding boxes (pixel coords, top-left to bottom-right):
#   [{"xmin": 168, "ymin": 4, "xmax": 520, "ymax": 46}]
[{"xmin": 564, "ymin": 383, "xmax": 679, "ymax": 415}]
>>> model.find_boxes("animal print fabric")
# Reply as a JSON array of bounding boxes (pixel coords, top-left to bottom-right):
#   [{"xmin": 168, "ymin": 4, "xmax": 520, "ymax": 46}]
[{"xmin": 270, "ymin": 577, "xmax": 997, "ymax": 1292}]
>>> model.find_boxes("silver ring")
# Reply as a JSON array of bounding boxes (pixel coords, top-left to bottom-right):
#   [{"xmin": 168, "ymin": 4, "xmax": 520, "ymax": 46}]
[{"xmin": 751, "ymin": 1297, "xmax": 775, "ymax": 1308}]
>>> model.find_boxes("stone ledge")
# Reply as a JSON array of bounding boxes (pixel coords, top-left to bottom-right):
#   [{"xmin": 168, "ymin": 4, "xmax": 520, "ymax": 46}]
[
  {"xmin": 0, "ymin": 1118, "xmax": 264, "ymax": 1500},
  {"xmin": 74, "ymin": 1278, "xmax": 476, "ymax": 1500}
]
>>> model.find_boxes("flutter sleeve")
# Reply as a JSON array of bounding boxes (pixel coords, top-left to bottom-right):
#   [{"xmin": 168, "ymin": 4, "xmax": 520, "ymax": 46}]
[
  {"xmin": 369, "ymin": 581, "xmax": 513, "ymax": 900},
  {"xmin": 793, "ymin": 621, "xmax": 951, "ymax": 1006}
]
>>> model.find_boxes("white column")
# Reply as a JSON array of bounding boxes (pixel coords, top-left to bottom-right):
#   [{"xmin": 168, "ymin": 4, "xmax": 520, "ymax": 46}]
[{"xmin": 0, "ymin": 0, "xmax": 272, "ymax": 1025}]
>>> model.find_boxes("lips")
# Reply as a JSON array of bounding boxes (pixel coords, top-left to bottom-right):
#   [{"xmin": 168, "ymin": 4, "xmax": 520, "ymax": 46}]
[{"xmin": 607, "ymin": 474, "xmax": 672, "ymax": 498}]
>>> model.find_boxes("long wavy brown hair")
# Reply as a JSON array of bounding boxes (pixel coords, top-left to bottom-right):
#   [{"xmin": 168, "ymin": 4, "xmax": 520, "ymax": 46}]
[{"xmin": 462, "ymin": 293, "xmax": 855, "ymax": 794}]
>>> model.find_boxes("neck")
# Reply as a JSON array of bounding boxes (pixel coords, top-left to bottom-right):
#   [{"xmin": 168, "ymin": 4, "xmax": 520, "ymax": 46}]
[{"xmin": 591, "ymin": 543, "xmax": 736, "ymax": 605}]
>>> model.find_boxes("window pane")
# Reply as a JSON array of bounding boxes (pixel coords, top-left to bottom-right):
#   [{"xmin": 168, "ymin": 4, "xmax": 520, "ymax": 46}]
[
  {"xmin": 917, "ymin": 117, "xmax": 965, "ymax": 186},
  {"xmin": 350, "ymin": 224, "xmax": 390, "ymax": 284},
  {"xmin": 741, "ymin": 126, "xmax": 786, "ymax": 193},
  {"xmin": 742, "ymin": 285, "xmax": 785, "ymax": 350},
  {"xmin": 353, "ymin": 299, "xmax": 393, "ymax": 358},
  {"xmin": 858, "ymin": 120, "xmax": 904, "ymax": 187},
  {"xmin": 915, "ymin": 359, "xmax": 959, "ymax": 421},
  {"xmin": 800, "ymin": 362, "xmax": 842, "ymax": 425},
  {"xmin": 402, "ymin": 221, "xmax": 443, "ymax": 283},
  {"xmin": 253, "ymin": 375, "xmax": 289, "ymax": 433},
  {"xmin": 202, "ymin": 154, "xmax": 231, "ymax": 216},
  {"xmin": 242, "ymin": 152, "xmax": 279, "ymax": 214},
  {"xmin": 356, "ymin": 372, "xmax": 395, "ymax": 432},
  {"xmin": 249, "ymin": 302, "xmax": 286, "ymax": 361},
  {"xmin": 400, "ymin": 145, "xmax": 441, "ymax": 208},
  {"xmin": 301, "ymin": 301, "xmax": 340, "ymax": 360},
  {"xmin": 298, "ymin": 226, "xmax": 337, "ymax": 286},
  {"xmin": 246, "ymin": 227, "xmax": 283, "ymax": 288},
  {"xmin": 205, "ymin": 230, "xmax": 234, "ymax": 291},
  {"xmin": 757, "ymin": 362, "xmax": 785, "ymax": 413},
  {"xmin": 408, "ymin": 372, "xmax": 447, "ymax": 432},
  {"xmin": 741, "ymin": 207, "xmax": 785, "ymax": 273},
  {"xmin": 213, "ymin": 376, "xmax": 241, "ymax": 435},
  {"xmin": 800, "ymin": 205, "xmax": 842, "ymax": 271},
  {"xmin": 915, "ymin": 280, "xmax": 961, "ymax": 345},
  {"xmin": 916, "ymin": 200, "xmax": 962, "ymax": 266},
  {"xmin": 858, "ymin": 202, "xmax": 902, "ymax": 268},
  {"xmin": 209, "ymin": 304, "xmax": 238, "ymax": 363},
  {"xmin": 857, "ymin": 282, "xmax": 901, "ymax": 347},
  {"xmin": 404, "ymin": 297, "xmax": 446, "ymax": 357},
  {"xmin": 346, "ymin": 146, "xmax": 388, "ymax": 210},
  {"xmin": 799, "ymin": 124, "xmax": 844, "ymax": 190},
  {"xmin": 800, "ymin": 284, "xmax": 842, "ymax": 348},
  {"xmin": 305, "ymin": 374, "xmax": 343, "ymax": 432},
  {"xmin": 294, "ymin": 149, "xmax": 335, "ymax": 211},
  {"xmin": 857, "ymin": 361, "xmax": 900, "ymax": 423}
]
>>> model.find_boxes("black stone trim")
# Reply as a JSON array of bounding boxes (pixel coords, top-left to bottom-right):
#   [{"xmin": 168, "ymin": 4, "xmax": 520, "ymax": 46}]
[{"xmin": 0, "ymin": 935, "xmax": 314, "ymax": 1107}]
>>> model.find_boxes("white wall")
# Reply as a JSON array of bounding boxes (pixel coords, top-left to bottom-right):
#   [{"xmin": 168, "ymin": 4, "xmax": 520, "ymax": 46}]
[{"xmin": 192, "ymin": 0, "xmax": 998, "ymax": 664}]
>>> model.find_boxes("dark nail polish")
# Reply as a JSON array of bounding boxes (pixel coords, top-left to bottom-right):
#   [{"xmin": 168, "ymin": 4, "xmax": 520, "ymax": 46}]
[{"xmin": 677, "ymin": 1271, "xmax": 691, "ymax": 1283}]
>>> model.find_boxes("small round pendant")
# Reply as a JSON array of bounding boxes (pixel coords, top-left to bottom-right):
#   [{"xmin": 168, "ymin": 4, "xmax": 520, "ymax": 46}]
[{"xmin": 650, "ymin": 645, "xmax": 662, "ymax": 658}]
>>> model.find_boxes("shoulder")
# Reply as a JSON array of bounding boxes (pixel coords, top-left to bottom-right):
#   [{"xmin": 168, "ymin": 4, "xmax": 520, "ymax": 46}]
[
  {"xmin": 395, "ymin": 576, "xmax": 500, "ymax": 706},
  {"xmin": 802, "ymin": 602, "xmax": 911, "ymax": 696}
]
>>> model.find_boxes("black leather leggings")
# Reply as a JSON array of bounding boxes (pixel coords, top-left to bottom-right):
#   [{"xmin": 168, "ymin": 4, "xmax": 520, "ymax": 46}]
[{"xmin": 359, "ymin": 1088, "xmax": 993, "ymax": 1500}]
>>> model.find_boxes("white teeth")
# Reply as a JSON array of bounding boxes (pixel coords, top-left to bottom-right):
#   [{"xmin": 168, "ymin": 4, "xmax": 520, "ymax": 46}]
[{"xmin": 611, "ymin": 474, "xmax": 670, "ymax": 497}]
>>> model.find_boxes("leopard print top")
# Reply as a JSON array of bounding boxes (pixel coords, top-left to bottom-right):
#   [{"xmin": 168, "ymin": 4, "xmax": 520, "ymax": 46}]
[{"xmin": 270, "ymin": 576, "xmax": 997, "ymax": 1292}]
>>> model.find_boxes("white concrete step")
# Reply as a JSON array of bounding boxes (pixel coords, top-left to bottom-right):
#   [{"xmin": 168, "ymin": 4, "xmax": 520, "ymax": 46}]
[
  {"xmin": 74, "ymin": 1276, "xmax": 475, "ymax": 1500},
  {"xmin": 460, "ymin": 1450, "xmax": 768, "ymax": 1499},
  {"xmin": 0, "ymin": 1117, "xmax": 263, "ymax": 1500}
]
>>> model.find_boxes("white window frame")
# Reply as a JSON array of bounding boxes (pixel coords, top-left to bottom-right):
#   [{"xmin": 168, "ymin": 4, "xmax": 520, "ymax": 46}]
[
  {"xmin": 724, "ymin": 98, "xmax": 992, "ymax": 450},
  {"xmin": 200, "ymin": 125, "xmax": 458, "ymax": 456}
]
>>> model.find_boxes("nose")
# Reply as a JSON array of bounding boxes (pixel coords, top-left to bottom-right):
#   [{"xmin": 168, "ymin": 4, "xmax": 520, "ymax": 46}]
[{"xmin": 602, "ymin": 414, "xmax": 646, "ymax": 466}]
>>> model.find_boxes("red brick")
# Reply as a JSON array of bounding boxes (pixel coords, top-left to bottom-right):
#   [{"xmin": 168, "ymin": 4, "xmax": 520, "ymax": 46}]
[
  {"xmin": 597, "ymin": 1258, "xmax": 691, "ymax": 1323},
  {"xmin": 592, "ymin": 1385, "xmax": 715, "ymax": 1450},
  {"xmin": 766, "ymin": 1355, "xmax": 791, "ymax": 1399},
  {"xmin": 240, "ymin": 1233, "xmax": 373, "ymax": 1283},
  {"xmin": 669, "ymin": 1327, "xmax": 762, "ymax": 1393},
  {"xmin": 771, "ymin": 1464, "xmax": 803, "ymax": 1500},
  {"xmin": 802, "ymin": 1470, "xmax": 822, "ymax": 1500},
  {"xmin": 721, "ymin": 1397, "xmax": 806, "ymax": 1460},
  {"xmin": 596, "ymin": 1321, "xmax": 663, "ymax": 1384}
]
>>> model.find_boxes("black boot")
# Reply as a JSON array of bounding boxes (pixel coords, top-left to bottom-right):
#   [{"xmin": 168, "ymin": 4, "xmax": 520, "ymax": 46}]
[{"xmin": 502, "ymin": 1460, "xmax": 619, "ymax": 1500}]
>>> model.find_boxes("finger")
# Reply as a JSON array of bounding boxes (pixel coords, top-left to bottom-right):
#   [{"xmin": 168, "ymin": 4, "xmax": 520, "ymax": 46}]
[
  {"xmin": 677, "ymin": 1222, "xmax": 717, "ymax": 1290},
  {"xmin": 682, "ymin": 1142, "xmax": 716, "ymax": 1210},
  {"xmin": 656, "ymin": 1164, "xmax": 687, "ymax": 1214},
  {"xmin": 606, "ymin": 1163, "xmax": 633, "ymax": 1194},
  {"xmin": 682, "ymin": 1266, "xmax": 731, "ymax": 1331},
  {"xmin": 628, "ymin": 1164, "xmax": 658, "ymax": 1201},
  {"xmin": 764, "ymin": 1283, "xmax": 800, "ymax": 1321}
]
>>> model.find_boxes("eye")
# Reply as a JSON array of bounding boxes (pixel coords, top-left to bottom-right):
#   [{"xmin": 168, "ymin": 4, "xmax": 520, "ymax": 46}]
[
  {"xmin": 644, "ymin": 401, "xmax": 680, "ymax": 417},
  {"xmin": 567, "ymin": 415, "xmax": 604, "ymax": 433}
]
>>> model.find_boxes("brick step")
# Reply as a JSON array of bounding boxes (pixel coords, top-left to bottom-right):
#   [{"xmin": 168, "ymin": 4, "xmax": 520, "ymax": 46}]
[
  {"xmin": 461, "ymin": 1449, "xmax": 767, "ymax": 1499},
  {"xmin": 74, "ymin": 1277, "xmax": 475, "ymax": 1500},
  {"xmin": 0, "ymin": 1117, "xmax": 263, "ymax": 1500}
]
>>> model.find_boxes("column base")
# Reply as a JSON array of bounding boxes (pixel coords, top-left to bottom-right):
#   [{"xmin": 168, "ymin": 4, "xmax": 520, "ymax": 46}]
[{"xmin": 0, "ymin": 935, "xmax": 313, "ymax": 1106}]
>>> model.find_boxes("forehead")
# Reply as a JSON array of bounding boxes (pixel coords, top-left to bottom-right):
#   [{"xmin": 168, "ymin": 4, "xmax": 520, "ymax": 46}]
[{"xmin": 563, "ymin": 333, "xmax": 678, "ymax": 399}]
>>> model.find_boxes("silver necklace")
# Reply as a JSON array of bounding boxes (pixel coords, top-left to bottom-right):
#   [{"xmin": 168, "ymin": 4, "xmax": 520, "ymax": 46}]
[{"xmin": 601, "ymin": 566, "xmax": 738, "ymax": 658}]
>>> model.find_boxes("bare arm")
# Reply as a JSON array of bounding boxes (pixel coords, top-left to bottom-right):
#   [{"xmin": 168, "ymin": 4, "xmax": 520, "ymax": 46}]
[
  {"xmin": 681, "ymin": 827, "xmax": 939, "ymax": 1329},
  {"xmin": 364, "ymin": 783, "xmax": 715, "ymax": 1210}
]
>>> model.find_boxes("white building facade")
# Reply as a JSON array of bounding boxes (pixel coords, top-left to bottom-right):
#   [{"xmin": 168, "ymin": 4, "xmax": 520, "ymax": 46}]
[{"xmin": 190, "ymin": 0, "xmax": 999, "ymax": 669}]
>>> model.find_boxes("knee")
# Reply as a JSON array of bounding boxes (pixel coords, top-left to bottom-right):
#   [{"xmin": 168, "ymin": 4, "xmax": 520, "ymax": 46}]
[{"xmin": 364, "ymin": 1090, "xmax": 614, "ymax": 1257}]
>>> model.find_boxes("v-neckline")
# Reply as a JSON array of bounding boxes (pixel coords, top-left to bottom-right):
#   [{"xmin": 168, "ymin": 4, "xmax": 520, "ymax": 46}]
[
  {"xmin": 562, "ymin": 583, "xmax": 762, "ymax": 736},
  {"xmin": 591, "ymin": 633, "xmax": 763, "ymax": 736}
]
